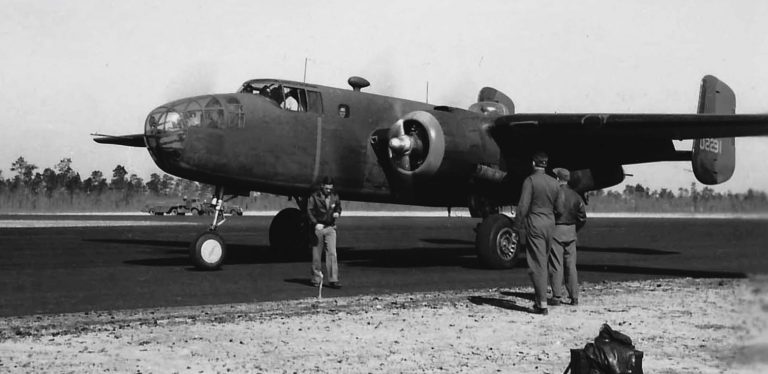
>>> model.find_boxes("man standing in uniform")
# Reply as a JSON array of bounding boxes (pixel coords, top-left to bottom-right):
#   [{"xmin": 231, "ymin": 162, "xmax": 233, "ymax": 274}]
[
  {"xmin": 514, "ymin": 152, "xmax": 561, "ymax": 315},
  {"xmin": 308, "ymin": 177, "xmax": 342, "ymax": 289},
  {"xmin": 549, "ymin": 168, "xmax": 587, "ymax": 306}
]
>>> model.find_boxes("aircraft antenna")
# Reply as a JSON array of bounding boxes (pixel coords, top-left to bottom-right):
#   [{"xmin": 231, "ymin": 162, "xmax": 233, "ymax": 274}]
[
  {"xmin": 303, "ymin": 57, "xmax": 308, "ymax": 83},
  {"xmin": 426, "ymin": 81, "xmax": 429, "ymax": 103}
]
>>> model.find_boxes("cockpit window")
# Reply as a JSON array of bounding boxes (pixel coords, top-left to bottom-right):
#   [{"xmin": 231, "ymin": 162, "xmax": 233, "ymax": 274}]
[
  {"xmin": 279, "ymin": 85, "xmax": 323, "ymax": 114},
  {"xmin": 239, "ymin": 81, "xmax": 281, "ymax": 104},
  {"xmin": 307, "ymin": 90, "xmax": 322, "ymax": 114},
  {"xmin": 239, "ymin": 80, "xmax": 322, "ymax": 114}
]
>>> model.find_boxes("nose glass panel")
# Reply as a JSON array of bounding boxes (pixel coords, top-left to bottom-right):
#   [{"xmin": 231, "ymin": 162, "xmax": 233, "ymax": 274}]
[{"xmin": 145, "ymin": 95, "xmax": 244, "ymax": 137}]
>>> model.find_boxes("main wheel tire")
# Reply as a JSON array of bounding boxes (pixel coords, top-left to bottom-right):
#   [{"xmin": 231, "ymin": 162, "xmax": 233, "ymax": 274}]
[
  {"xmin": 171, "ymin": 208, "xmax": 178, "ymax": 215},
  {"xmin": 148, "ymin": 209, "xmax": 155, "ymax": 215},
  {"xmin": 475, "ymin": 214, "xmax": 520, "ymax": 269},
  {"xmin": 269, "ymin": 208, "xmax": 310, "ymax": 258},
  {"xmin": 191, "ymin": 208, "xmax": 200, "ymax": 216},
  {"xmin": 190, "ymin": 231, "xmax": 226, "ymax": 270}
]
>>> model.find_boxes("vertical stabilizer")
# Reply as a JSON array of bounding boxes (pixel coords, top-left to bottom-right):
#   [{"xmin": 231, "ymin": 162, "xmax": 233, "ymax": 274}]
[
  {"xmin": 692, "ymin": 75, "xmax": 736, "ymax": 184},
  {"xmin": 468, "ymin": 87, "xmax": 515, "ymax": 115}
]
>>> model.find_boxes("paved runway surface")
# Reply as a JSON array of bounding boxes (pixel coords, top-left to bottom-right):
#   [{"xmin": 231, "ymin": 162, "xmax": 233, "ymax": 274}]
[{"xmin": 1, "ymin": 215, "xmax": 766, "ymax": 317}]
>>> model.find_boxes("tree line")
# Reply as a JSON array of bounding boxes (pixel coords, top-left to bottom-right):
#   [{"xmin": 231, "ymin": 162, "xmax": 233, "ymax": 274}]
[
  {"xmin": 0, "ymin": 156, "xmax": 766, "ymax": 213},
  {"xmin": 0, "ymin": 156, "xmax": 215, "ymax": 212},
  {"xmin": 586, "ymin": 182, "xmax": 768, "ymax": 213}
]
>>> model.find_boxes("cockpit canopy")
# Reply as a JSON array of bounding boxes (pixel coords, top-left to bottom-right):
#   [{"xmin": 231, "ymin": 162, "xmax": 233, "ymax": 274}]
[{"xmin": 238, "ymin": 79, "xmax": 323, "ymax": 114}]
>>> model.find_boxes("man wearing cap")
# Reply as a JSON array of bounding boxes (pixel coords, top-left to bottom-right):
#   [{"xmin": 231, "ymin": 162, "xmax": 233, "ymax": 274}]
[
  {"xmin": 550, "ymin": 168, "xmax": 587, "ymax": 306},
  {"xmin": 514, "ymin": 151, "xmax": 561, "ymax": 315},
  {"xmin": 308, "ymin": 176, "xmax": 342, "ymax": 289}
]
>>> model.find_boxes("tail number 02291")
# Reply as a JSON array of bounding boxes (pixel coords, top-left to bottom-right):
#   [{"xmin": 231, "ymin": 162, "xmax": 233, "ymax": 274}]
[{"xmin": 699, "ymin": 138, "xmax": 721, "ymax": 154}]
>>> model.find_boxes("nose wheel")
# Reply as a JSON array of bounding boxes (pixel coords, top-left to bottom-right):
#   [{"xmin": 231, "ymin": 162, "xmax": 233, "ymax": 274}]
[
  {"xmin": 190, "ymin": 231, "xmax": 226, "ymax": 270},
  {"xmin": 190, "ymin": 185, "xmax": 228, "ymax": 270}
]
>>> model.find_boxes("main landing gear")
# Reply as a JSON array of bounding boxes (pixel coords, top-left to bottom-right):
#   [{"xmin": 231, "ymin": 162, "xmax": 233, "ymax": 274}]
[
  {"xmin": 475, "ymin": 213, "xmax": 522, "ymax": 269},
  {"xmin": 269, "ymin": 207, "xmax": 310, "ymax": 258}
]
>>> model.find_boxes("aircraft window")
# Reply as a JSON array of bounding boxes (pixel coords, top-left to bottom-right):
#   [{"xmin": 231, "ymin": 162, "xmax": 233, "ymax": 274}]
[
  {"xmin": 164, "ymin": 111, "xmax": 183, "ymax": 130},
  {"xmin": 307, "ymin": 91, "xmax": 323, "ymax": 114},
  {"xmin": 280, "ymin": 86, "xmax": 304, "ymax": 112},
  {"xmin": 337, "ymin": 104, "xmax": 349, "ymax": 118},
  {"xmin": 240, "ymin": 83, "xmax": 257, "ymax": 94},
  {"xmin": 145, "ymin": 111, "xmax": 163, "ymax": 134},
  {"xmin": 225, "ymin": 96, "xmax": 245, "ymax": 128},
  {"xmin": 298, "ymin": 89, "xmax": 308, "ymax": 111},
  {"xmin": 182, "ymin": 111, "xmax": 202, "ymax": 128},
  {"xmin": 203, "ymin": 97, "xmax": 224, "ymax": 128}
]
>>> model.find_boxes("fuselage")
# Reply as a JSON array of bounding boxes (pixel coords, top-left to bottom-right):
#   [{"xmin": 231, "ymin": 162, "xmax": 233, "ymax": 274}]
[{"xmin": 144, "ymin": 79, "xmax": 502, "ymax": 206}]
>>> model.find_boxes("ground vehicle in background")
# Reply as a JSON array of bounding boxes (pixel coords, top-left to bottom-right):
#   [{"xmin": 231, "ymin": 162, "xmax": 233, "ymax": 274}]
[
  {"xmin": 142, "ymin": 198, "xmax": 244, "ymax": 216},
  {"xmin": 207, "ymin": 202, "xmax": 244, "ymax": 216},
  {"xmin": 142, "ymin": 198, "xmax": 207, "ymax": 216}
]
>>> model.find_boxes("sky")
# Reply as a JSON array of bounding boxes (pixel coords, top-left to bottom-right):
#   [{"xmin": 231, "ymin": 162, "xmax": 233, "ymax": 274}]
[{"xmin": 1, "ymin": 0, "xmax": 767, "ymax": 193}]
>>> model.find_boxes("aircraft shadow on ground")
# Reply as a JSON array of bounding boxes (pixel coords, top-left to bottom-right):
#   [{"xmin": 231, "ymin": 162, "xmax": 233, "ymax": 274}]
[
  {"xmin": 121, "ymin": 246, "xmax": 485, "ymax": 269},
  {"xmin": 578, "ymin": 246, "xmax": 679, "ymax": 255},
  {"xmin": 121, "ymin": 244, "xmax": 318, "ymax": 267},
  {"xmin": 578, "ymin": 264, "xmax": 746, "ymax": 279},
  {"xmin": 419, "ymin": 238, "xmax": 475, "ymax": 245},
  {"xmin": 85, "ymin": 238, "xmax": 314, "ymax": 267},
  {"xmin": 88, "ymin": 238, "xmax": 734, "ymax": 277},
  {"xmin": 88, "ymin": 237, "xmax": 497, "ymax": 269},
  {"xmin": 339, "ymin": 247, "xmax": 503, "ymax": 269}
]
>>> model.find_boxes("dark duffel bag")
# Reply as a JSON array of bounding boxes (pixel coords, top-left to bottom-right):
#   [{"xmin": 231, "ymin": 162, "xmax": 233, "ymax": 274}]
[{"xmin": 564, "ymin": 324, "xmax": 643, "ymax": 374}]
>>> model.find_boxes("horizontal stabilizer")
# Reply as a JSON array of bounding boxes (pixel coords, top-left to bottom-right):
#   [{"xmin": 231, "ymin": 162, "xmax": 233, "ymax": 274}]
[{"xmin": 91, "ymin": 133, "xmax": 146, "ymax": 147}]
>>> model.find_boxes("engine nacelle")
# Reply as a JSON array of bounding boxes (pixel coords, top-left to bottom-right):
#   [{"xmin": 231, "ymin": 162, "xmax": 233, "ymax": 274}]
[
  {"xmin": 387, "ymin": 111, "xmax": 446, "ymax": 178},
  {"xmin": 568, "ymin": 165, "xmax": 625, "ymax": 193}
]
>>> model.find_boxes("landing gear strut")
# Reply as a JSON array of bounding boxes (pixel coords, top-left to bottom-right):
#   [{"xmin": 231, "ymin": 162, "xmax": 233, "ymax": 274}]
[{"xmin": 189, "ymin": 186, "xmax": 227, "ymax": 270}]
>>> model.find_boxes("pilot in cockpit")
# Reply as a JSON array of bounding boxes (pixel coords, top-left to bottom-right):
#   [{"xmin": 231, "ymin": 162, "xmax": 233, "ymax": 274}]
[
  {"xmin": 281, "ymin": 88, "xmax": 300, "ymax": 111},
  {"xmin": 242, "ymin": 83, "xmax": 255, "ymax": 94}
]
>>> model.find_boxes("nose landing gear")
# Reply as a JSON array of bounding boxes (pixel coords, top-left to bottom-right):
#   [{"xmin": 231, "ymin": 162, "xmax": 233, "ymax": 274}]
[{"xmin": 189, "ymin": 186, "xmax": 228, "ymax": 270}]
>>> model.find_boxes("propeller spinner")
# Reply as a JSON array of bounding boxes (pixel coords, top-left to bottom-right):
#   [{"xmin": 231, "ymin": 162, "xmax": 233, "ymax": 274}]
[
  {"xmin": 388, "ymin": 119, "xmax": 427, "ymax": 172},
  {"xmin": 386, "ymin": 111, "xmax": 445, "ymax": 176}
]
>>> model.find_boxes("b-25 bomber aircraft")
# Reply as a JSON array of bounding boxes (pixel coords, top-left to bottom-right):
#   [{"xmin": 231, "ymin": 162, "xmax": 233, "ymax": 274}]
[{"xmin": 94, "ymin": 74, "xmax": 768, "ymax": 270}]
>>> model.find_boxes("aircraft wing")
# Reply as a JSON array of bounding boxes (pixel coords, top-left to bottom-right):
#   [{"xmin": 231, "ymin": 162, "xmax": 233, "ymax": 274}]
[
  {"xmin": 488, "ymin": 113, "xmax": 768, "ymax": 169},
  {"xmin": 91, "ymin": 133, "xmax": 146, "ymax": 147},
  {"xmin": 491, "ymin": 113, "xmax": 768, "ymax": 140}
]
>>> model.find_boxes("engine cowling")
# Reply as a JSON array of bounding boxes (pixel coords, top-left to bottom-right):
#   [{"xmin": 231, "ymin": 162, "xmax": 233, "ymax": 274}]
[
  {"xmin": 387, "ymin": 111, "xmax": 446, "ymax": 178},
  {"xmin": 568, "ymin": 165, "xmax": 625, "ymax": 193}
]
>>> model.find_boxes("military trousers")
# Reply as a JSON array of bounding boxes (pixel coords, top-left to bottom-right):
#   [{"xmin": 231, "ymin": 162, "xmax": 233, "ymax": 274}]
[
  {"xmin": 525, "ymin": 221, "xmax": 555, "ymax": 309},
  {"xmin": 549, "ymin": 224, "xmax": 578, "ymax": 301},
  {"xmin": 311, "ymin": 226, "xmax": 338, "ymax": 284}
]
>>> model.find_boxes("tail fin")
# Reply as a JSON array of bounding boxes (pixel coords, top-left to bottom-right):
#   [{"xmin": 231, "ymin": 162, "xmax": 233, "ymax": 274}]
[
  {"xmin": 468, "ymin": 87, "xmax": 515, "ymax": 115},
  {"xmin": 692, "ymin": 75, "xmax": 736, "ymax": 184}
]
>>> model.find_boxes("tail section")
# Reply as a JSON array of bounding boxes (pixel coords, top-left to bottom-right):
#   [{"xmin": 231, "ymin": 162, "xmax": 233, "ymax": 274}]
[
  {"xmin": 468, "ymin": 87, "xmax": 515, "ymax": 115},
  {"xmin": 692, "ymin": 75, "xmax": 736, "ymax": 184}
]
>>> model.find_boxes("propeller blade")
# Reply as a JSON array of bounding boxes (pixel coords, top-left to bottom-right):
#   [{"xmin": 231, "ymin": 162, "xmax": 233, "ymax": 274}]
[{"xmin": 394, "ymin": 154, "xmax": 411, "ymax": 171}]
